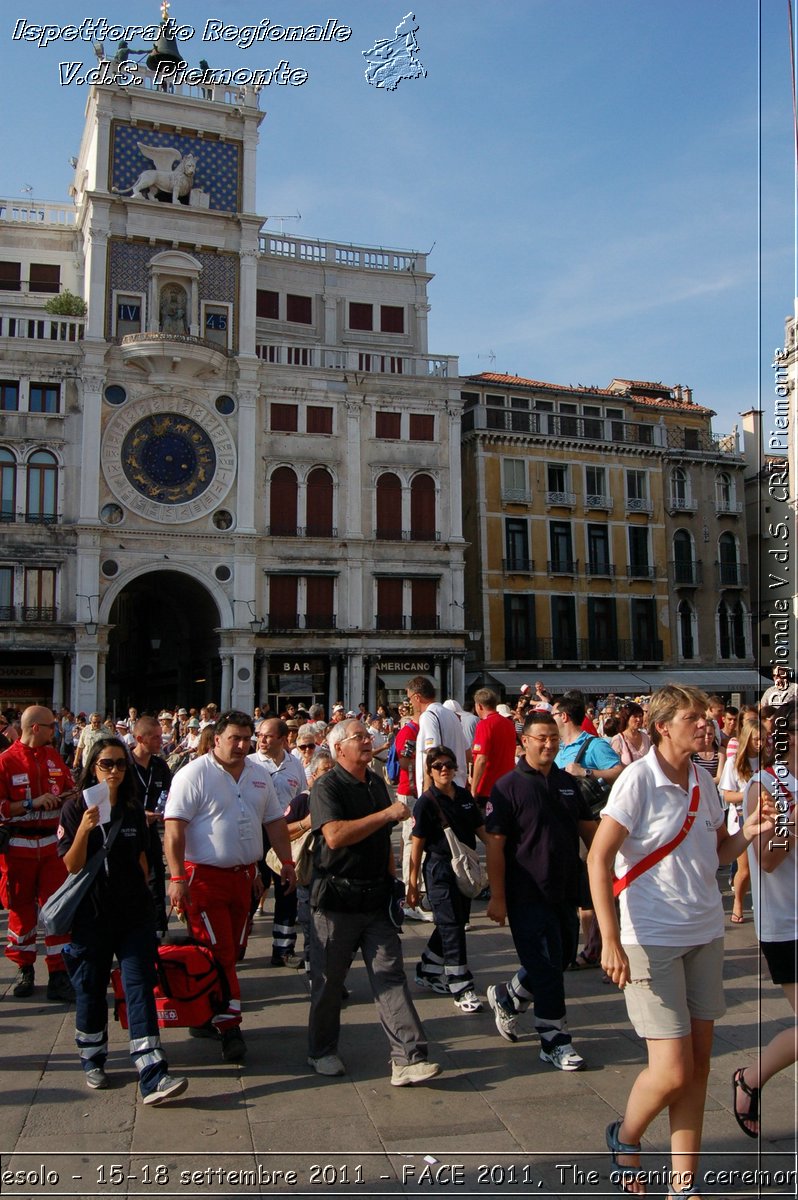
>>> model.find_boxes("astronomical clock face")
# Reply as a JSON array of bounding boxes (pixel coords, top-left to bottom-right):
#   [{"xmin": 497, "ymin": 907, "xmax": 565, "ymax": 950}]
[{"xmin": 102, "ymin": 397, "xmax": 236, "ymax": 524}]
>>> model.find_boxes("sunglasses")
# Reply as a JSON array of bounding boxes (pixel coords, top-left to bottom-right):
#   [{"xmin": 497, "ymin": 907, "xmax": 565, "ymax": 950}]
[
  {"xmin": 298, "ymin": 743, "xmax": 315, "ymax": 750},
  {"xmin": 430, "ymin": 760, "xmax": 456, "ymax": 771},
  {"xmin": 96, "ymin": 758, "xmax": 127, "ymax": 771}
]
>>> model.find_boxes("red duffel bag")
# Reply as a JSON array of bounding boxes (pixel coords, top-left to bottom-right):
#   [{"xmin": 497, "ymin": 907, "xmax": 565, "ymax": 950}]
[{"xmin": 112, "ymin": 942, "xmax": 230, "ymax": 1029}]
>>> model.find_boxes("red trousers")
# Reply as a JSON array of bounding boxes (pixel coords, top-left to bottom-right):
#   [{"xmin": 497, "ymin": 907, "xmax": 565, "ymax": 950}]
[
  {"xmin": 2, "ymin": 839, "xmax": 68, "ymax": 973},
  {"xmin": 184, "ymin": 861, "xmax": 255, "ymax": 1030}
]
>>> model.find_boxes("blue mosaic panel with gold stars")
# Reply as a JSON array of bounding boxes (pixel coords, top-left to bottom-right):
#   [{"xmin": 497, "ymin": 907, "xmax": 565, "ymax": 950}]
[
  {"xmin": 111, "ymin": 123, "xmax": 240, "ymax": 214},
  {"xmin": 107, "ymin": 241, "xmax": 237, "ymax": 344}
]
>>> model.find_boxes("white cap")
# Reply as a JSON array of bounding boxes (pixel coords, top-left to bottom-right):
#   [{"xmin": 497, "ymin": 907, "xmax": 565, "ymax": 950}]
[
  {"xmin": 520, "ymin": 683, "xmax": 532, "ymax": 695},
  {"xmin": 443, "ymin": 698, "xmax": 463, "ymax": 715}
]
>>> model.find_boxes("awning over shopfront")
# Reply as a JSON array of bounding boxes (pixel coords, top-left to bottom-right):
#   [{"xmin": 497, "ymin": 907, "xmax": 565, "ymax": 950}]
[{"xmin": 488, "ymin": 669, "xmax": 769, "ymax": 697}]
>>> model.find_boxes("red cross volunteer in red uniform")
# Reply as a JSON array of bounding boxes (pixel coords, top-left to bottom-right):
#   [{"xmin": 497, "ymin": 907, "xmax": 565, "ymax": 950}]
[
  {"xmin": 0, "ymin": 705, "xmax": 76, "ymax": 1001},
  {"xmin": 164, "ymin": 710, "xmax": 295, "ymax": 1063}
]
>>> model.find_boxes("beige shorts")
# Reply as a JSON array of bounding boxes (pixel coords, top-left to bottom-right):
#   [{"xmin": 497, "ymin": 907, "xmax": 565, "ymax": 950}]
[{"xmin": 623, "ymin": 938, "xmax": 726, "ymax": 1039}]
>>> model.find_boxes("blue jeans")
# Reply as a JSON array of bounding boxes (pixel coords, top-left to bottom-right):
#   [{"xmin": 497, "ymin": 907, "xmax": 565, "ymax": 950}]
[{"xmin": 64, "ymin": 922, "xmax": 167, "ymax": 1097}]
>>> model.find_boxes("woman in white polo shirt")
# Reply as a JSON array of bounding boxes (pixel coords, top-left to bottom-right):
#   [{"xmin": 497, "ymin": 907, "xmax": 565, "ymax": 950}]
[
  {"xmin": 731, "ymin": 700, "xmax": 797, "ymax": 1139},
  {"xmin": 588, "ymin": 685, "xmax": 774, "ymax": 1199}
]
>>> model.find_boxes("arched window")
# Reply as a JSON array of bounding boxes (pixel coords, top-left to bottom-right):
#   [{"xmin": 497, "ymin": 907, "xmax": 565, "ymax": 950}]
[
  {"xmin": 718, "ymin": 600, "xmax": 730, "ymax": 660},
  {"xmin": 678, "ymin": 600, "xmax": 695, "ymax": 659},
  {"xmin": 376, "ymin": 473, "xmax": 402, "ymax": 540},
  {"xmin": 672, "ymin": 529, "xmax": 694, "ymax": 585},
  {"xmin": 26, "ymin": 450, "xmax": 57, "ymax": 523},
  {"xmin": 269, "ymin": 466, "xmax": 298, "ymax": 536},
  {"xmin": 718, "ymin": 532, "xmax": 738, "ymax": 586},
  {"xmin": 715, "ymin": 471, "xmax": 733, "ymax": 510},
  {"xmin": 0, "ymin": 449, "xmax": 16, "ymax": 522},
  {"xmin": 410, "ymin": 473, "xmax": 436, "ymax": 541},
  {"xmin": 670, "ymin": 467, "xmax": 687, "ymax": 506},
  {"xmin": 306, "ymin": 467, "xmax": 333, "ymax": 537},
  {"xmin": 718, "ymin": 600, "xmax": 745, "ymax": 659}
]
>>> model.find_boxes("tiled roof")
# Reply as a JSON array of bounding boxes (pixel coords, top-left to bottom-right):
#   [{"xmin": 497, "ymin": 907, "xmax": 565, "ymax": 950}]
[
  {"xmin": 465, "ymin": 373, "xmax": 620, "ymax": 398},
  {"xmin": 464, "ymin": 372, "xmax": 714, "ymax": 415}
]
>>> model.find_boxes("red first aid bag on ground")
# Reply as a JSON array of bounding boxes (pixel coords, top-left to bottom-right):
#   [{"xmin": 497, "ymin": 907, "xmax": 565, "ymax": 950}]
[{"xmin": 112, "ymin": 943, "xmax": 229, "ymax": 1029}]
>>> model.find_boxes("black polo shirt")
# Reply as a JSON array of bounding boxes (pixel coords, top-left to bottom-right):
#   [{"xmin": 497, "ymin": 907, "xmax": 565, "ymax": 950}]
[
  {"xmin": 310, "ymin": 763, "xmax": 392, "ymax": 880},
  {"xmin": 484, "ymin": 758, "xmax": 594, "ymax": 906}
]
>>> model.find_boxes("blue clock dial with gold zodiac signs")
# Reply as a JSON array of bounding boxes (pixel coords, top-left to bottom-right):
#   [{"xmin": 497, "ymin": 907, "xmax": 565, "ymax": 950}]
[{"xmin": 121, "ymin": 412, "xmax": 216, "ymax": 504}]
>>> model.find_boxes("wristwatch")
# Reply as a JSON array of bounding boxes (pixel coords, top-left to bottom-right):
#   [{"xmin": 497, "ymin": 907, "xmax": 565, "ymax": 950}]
[
  {"xmin": 22, "ymin": 796, "xmax": 34, "ymax": 811},
  {"xmin": 584, "ymin": 769, "xmax": 593, "ymax": 778}
]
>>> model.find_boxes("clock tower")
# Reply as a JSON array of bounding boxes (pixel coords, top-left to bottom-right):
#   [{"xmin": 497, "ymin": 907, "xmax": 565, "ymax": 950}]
[{"xmin": 70, "ymin": 28, "xmax": 265, "ymax": 714}]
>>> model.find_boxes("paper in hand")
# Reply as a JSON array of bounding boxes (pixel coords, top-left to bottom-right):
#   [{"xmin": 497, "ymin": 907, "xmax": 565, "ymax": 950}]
[{"xmin": 83, "ymin": 780, "xmax": 112, "ymax": 825}]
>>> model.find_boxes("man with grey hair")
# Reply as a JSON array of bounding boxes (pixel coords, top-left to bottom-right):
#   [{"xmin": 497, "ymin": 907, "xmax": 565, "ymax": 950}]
[{"xmin": 307, "ymin": 718, "xmax": 441, "ymax": 1086}]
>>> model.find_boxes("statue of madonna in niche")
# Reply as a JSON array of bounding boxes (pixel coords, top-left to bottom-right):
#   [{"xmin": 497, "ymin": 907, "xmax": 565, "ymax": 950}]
[{"xmin": 159, "ymin": 284, "xmax": 188, "ymax": 336}]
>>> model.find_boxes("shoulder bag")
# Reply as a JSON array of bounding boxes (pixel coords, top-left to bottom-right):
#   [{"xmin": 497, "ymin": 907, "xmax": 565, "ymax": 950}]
[
  {"xmin": 427, "ymin": 793, "xmax": 488, "ymax": 899},
  {"xmin": 39, "ymin": 815, "xmax": 122, "ymax": 937}
]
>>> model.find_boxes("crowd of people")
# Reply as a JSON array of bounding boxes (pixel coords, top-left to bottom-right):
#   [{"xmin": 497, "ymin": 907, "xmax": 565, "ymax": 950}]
[{"xmin": 0, "ymin": 668, "xmax": 795, "ymax": 1195}]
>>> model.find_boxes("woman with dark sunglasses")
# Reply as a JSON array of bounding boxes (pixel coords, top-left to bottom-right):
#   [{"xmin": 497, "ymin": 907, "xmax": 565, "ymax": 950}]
[
  {"xmin": 56, "ymin": 737, "xmax": 187, "ymax": 1105},
  {"xmin": 407, "ymin": 744, "xmax": 488, "ymax": 1013}
]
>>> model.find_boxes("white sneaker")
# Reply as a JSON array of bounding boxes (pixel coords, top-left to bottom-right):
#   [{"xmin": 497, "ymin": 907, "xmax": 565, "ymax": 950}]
[
  {"xmin": 487, "ymin": 985, "xmax": 518, "ymax": 1043},
  {"xmin": 308, "ymin": 1054, "xmax": 346, "ymax": 1077},
  {"xmin": 391, "ymin": 1060, "xmax": 441, "ymax": 1087},
  {"xmin": 85, "ymin": 1067, "xmax": 108, "ymax": 1090},
  {"xmin": 403, "ymin": 904, "xmax": 434, "ymax": 922},
  {"xmin": 539, "ymin": 1042, "xmax": 585, "ymax": 1071},
  {"xmin": 453, "ymin": 988, "xmax": 484, "ymax": 1014},
  {"xmin": 142, "ymin": 1073, "xmax": 189, "ymax": 1104},
  {"xmin": 414, "ymin": 970, "xmax": 449, "ymax": 995}
]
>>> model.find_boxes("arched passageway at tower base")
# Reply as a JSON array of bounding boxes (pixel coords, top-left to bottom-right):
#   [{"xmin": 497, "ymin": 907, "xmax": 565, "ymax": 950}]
[{"xmin": 107, "ymin": 571, "xmax": 221, "ymax": 714}]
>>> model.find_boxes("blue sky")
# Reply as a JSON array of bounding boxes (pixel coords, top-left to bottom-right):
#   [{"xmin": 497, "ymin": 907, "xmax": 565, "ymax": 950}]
[{"xmin": 3, "ymin": 1, "xmax": 793, "ymax": 435}]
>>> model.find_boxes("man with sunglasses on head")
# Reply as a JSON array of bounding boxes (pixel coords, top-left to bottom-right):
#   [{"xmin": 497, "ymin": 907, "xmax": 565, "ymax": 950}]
[
  {"xmin": 483, "ymin": 711, "xmax": 598, "ymax": 1071},
  {"xmin": 0, "ymin": 705, "xmax": 77, "ymax": 1001},
  {"xmin": 307, "ymin": 718, "xmax": 441, "ymax": 1086}
]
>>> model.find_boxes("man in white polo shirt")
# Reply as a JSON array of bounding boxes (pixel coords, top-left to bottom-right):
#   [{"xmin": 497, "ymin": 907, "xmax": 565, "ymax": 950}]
[{"xmin": 165, "ymin": 710, "xmax": 295, "ymax": 1063}]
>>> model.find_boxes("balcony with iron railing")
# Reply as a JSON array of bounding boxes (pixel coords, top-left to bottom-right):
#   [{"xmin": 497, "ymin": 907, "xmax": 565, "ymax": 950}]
[
  {"xmin": 667, "ymin": 496, "xmax": 698, "ymax": 512},
  {"xmin": 547, "ymin": 558, "xmax": 578, "ymax": 575},
  {"xmin": 0, "ymin": 605, "xmax": 58, "ymax": 623},
  {"xmin": 625, "ymin": 497, "xmax": 654, "ymax": 514},
  {"xmin": 545, "ymin": 490, "xmax": 577, "ymax": 508},
  {"xmin": 501, "ymin": 487, "xmax": 532, "ymax": 505},
  {"xmin": 716, "ymin": 561, "xmax": 748, "ymax": 588},
  {"xmin": 714, "ymin": 499, "xmax": 743, "ymax": 515},
  {"xmin": 586, "ymin": 559, "xmax": 615, "ymax": 578},
  {"xmin": 509, "ymin": 637, "xmax": 664, "ymax": 664},
  {"xmin": 462, "ymin": 404, "xmax": 664, "ymax": 447},
  {"xmin": 264, "ymin": 613, "xmax": 337, "ymax": 631},
  {"xmin": 584, "ymin": 493, "xmax": 614, "ymax": 511},
  {"xmin": 502, "ymin": 558, "xmax": 535, "ymax": 575},
  {"xmin": 670, "ymin": 559, "xmax": 703, "ymax": 586},
  {"xmin": 0, "ymin": 511, "xmax": 59, "ymax": 525},
  {"xmin": 665, "ymin": 426, "xmax": 742, "ymax": 458},
  {"xmin": 375, "ymin": 529, "xmax": 441, "ymax": 542},
  {"xmin": 375, "ymin": 614, "xmax": 440, "ymax": 631},
  {"xmin": 265, "ymin": 526, "xmax": 339, "ymax": 538},
  {"xmin": 627, "ymin": 562, "xmax": 658, "ymax": 580}
]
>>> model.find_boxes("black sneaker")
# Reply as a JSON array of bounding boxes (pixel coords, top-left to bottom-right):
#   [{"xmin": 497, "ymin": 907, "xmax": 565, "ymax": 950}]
[
  {"xmin": 221, "ymin": 1028, "xmax": 247, "ymax": 1062},
  {"xmin": 46, "ymin": 970, "xmax": 75, "ymax": 1003},
  {"xmin": 188, "ymin": 1021, "xmax": 221, "ymax": 1041},
  {"xmin": 13, "ymin": 966, "xmax": 35, "ymax": 998},
  {"xmin": 270, "ymin": 952, "xmax": 294, "ymax": 967}
]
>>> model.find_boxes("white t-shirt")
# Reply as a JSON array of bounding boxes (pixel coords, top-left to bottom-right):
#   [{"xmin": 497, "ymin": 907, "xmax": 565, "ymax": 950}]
[
  {"xmin": 415, "ymin": 702, "xmax": 468, "ymax": 793},
  {"xmin": 247, "ymin": 749, "xmax": 306, "ymax": 810},
  {"xmin": 166, "ymin": 752, "xmax": 283, "ymax": 868},
  {"xmin": 601, "ymin": 747, "xmax": 725, "ymax": 946},
  {"xmin": 744, "ymin": 768, "xmax": 797, "ymax": 943}
]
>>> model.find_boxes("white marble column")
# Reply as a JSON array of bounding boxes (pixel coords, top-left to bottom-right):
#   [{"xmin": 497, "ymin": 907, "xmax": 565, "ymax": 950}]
[
  {"xmin": 221, "ymin": 654, "xmax": 233, "ymax": 710},
  {"xmin": 51, "ymin": 654, "xmax": 65, "ymax": 711}
]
